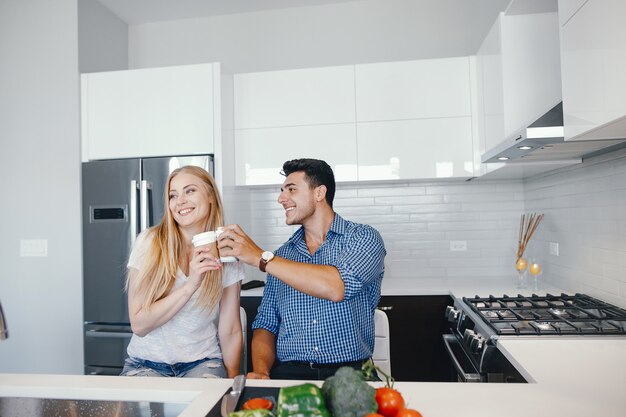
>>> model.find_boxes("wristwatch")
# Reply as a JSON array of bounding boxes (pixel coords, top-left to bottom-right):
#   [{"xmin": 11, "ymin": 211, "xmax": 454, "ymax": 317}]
[{"xmin": 259, "ymin": 251, "xmax": 275, "ymax": 272}]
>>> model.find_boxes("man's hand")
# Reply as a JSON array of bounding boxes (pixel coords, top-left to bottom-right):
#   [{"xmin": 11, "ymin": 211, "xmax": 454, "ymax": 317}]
[
  {"xmin": 217, "ymin": 224, "xmax": 264, "ymax": 267},
  {"xmin": 246, "ymin": 371, "xmax": 270, "ymax": 379}
]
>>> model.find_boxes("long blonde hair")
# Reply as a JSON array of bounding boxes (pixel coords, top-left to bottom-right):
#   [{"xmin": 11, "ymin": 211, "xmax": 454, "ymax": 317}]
[{"xmin": 129, "ymin": 166, "xmax": 225, "ymax": 311}]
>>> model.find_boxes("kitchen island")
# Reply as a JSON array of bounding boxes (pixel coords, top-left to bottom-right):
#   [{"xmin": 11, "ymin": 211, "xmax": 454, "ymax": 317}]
[{"xmin": 2, "ymin": 334, "xmax": 625, "ymax": 417}]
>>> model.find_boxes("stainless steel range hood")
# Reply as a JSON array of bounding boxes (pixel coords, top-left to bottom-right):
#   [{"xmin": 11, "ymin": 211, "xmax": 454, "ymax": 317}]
[{"xmin": 481, "ymin": 102, "xmax": 626, "ymax": 164}]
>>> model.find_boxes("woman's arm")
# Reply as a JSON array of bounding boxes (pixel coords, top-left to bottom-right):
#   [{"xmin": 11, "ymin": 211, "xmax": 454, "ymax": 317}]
[
  {"xmin": 218, "ymin": 282, "xmax": 243, "ymax": 377},
  {"xmin": 128, "ymin": 246, "xmax": 221, "ymax": 337}
]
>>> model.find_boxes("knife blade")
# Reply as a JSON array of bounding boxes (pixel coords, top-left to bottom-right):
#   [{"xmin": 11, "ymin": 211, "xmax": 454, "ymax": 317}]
[{"xmin": 221, "ymin": 374, "xmax": 246, "ymax": 417}]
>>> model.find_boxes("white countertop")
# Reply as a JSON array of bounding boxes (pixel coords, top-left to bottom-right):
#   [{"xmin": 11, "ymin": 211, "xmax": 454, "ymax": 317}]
[
  {"xmin": 2, "ymin": 335, "xmax": 625, "ymax": 417},
  {"xmin": 3, "ymin": 279, "xmax": 624, "ymax": 417}
]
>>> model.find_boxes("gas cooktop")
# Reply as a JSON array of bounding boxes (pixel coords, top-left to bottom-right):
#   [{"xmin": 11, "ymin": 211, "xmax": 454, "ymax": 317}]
[{"xmin": 462, "ymin": 293, "xmax": 626, "ymax": 336}]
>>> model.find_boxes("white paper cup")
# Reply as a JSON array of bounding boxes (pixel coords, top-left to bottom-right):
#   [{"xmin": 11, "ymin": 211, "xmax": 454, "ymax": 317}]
[
  {"xmin": 192, "ymin": 231, "xmax": 217, "ymax": 247},
  {"xmin": 215, "ymin": 228, "xmax": 238, "ymax": 263},
  {"xmin": 192, "ymin": 230, "xmax": 238, "ymax": 263}
]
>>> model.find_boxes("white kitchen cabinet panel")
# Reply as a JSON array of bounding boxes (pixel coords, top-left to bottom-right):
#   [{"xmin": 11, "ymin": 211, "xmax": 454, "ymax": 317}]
[
  {"xmin": 558, "ymin": 0, "xmax": 588, "ymax": 26},
  {"xmin": 234, "ymin": 124, "xmax": 357, "ymax": 185},
  {"xmin": 560, "ymin": 0, "xmax": 626, "ymax": 140},
  {"xmin": 355, "ymin": 58, "xmax": 472, "ymax": 122},
  {"xmin": 234, "ymin": 66, "xmax": 355, "ymax": 129},
  {"xmin": 81, "ymin": 63, "xmax": 216, "ymax": 161},
  {"xmin": 357, "ymin": 118, "xmax": 474, "ymax": 180}
]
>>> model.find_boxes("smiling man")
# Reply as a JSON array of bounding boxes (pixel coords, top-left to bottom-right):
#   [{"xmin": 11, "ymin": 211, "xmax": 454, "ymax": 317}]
[{"xmin": 218, "ymin": 158, "xmax": 386, "ymax": 380}]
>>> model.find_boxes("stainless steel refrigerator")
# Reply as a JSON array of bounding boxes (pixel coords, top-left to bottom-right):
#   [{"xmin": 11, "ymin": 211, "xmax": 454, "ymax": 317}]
[{"xmin": 82, "ymin": 155, "xmax": 214, "ymax": 375}]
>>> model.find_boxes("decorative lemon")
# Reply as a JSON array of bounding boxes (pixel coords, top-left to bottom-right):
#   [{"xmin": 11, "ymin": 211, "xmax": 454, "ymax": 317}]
[
  {"xmin": 529, "ymin": 263, "xmax": 541, "ymax": 276},
  {"xmin": 516, "ymin": 258, "xmax": 527, "ymax": 271}
]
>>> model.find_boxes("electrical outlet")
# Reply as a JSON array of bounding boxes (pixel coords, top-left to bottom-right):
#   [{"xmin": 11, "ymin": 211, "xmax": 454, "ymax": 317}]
[
  {"xmin": 20, "ymin": 239, "xmax": 48, "ymax": 257},
  {"xmin": 550, "ymin": 242, "xmax": 559, "ymax": 256},
  {"xmin": 450, "ymin": 240, "xmax": 467, "ymax": 251}
]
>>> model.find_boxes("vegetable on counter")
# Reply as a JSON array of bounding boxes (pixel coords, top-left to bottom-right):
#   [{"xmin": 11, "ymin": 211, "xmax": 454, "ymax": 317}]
[
  {"xmin": 321, "ymin": 367, "xmax": 378, "ymax": 417},
  {"xmin": 229, "ymin": 409, "xmax": 274, "ymax": 417},
  {"xmin": 277, "ymin": 383, "xmax": 330, "ymax": 417},
  {"xmin": 374, "ymin": 388, "xmax": 404, "ymax": 417},
  {"xmin": 242, "ymin": 398, "xmax": 274, "ymax": 411}
]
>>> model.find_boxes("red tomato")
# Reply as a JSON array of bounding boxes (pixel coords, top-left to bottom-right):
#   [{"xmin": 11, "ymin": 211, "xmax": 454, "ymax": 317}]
[
  {"xmin": 396, "ymin": 408, "xmax": 423, "ymax": 417},
  {"xmin": 242, "ymin": 397, "xmax": 273, "ymax": 410},
  {"xmin": 364, "ymin": 414, "xmax": 386, "ymax": 417},
  {"xmin": 375, "ymin": 387, "xmax": 405, "ymax": 417}
]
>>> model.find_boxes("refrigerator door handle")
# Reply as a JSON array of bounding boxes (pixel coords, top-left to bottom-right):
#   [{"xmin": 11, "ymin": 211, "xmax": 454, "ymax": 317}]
[
  {"xmin": 140, "ymin": 180, "xmax": 151, "ymax": 231},
  {"xmin": 130, "ymin": 180, "xmax": 139, "ymax": 247},
  {"xmin": 85, "ymin": 329, "xmax": 133, "ymax": 339}
]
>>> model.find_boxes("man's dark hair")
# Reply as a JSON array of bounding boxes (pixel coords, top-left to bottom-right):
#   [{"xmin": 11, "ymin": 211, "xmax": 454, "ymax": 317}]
[{"xmin": 281, "ymin": 158, "xmax": 336, "ymax": 208}]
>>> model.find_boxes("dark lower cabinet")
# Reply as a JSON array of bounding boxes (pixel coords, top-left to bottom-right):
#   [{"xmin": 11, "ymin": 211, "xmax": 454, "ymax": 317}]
[
  {"xmin": 241, "ymin": 294, "xmax": 454, "ymax": 382},
  {"xmin": 378, "ymin": 295, "xmax": 454, "ymax": 382}
]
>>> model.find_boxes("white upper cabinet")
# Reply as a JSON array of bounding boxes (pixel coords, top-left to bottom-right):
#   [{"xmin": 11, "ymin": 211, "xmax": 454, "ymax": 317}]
[
  {"xmin": 81, "ymin": 63, "xmax": 216, "ymax": 161},
  {"xmin": 355, "ymin": 57, "xmax": 475, "ymax": 180},
  {"xmin": 234, "ymin": 66, "xmax": 355, "ymax": 129},
  {"xmin": 234, "ymin": 124, "xmax": 358, "ymax": 185},
  {"xmin": 357, "ymin": 117, "xmax": 474, "ymax": 180},
  {"xmin": 234, "ymin": 58, "xmax": 477, "ymax": 184},
  {"xmin": 354, "ymin": 58, "xmax": 472, "ymax": 121},
  {"xmin": 559, "ymin": 0, "xmax": 626, "ymax": 140}
]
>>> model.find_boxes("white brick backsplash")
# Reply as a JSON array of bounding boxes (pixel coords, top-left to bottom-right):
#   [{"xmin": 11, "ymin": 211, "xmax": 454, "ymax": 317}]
[
  {"xmin": 398, "ymin": 203, "xmax": 463, "ymax": 214},
  {"xmin": 374, "ymin": 195, "xmax": 444, "ymax": 205},
  {"xmin": 525, "ymin": 147, "xmax": 626, "ymax": 308},
  {"xmin": 357, "ymin": 185, "xmax": 423, "ymax": 197}
]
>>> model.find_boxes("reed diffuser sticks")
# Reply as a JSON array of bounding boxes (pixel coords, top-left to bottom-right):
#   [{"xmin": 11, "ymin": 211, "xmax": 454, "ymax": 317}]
[{"xmin": 517, "ymin": 212, "xmax": 544, "ymax": 260}]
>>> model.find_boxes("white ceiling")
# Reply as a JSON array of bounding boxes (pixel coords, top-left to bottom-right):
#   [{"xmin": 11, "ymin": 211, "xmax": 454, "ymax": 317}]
[{"xmin": 96, "ymin": 0, "xmax": 372, "ymax": 24}]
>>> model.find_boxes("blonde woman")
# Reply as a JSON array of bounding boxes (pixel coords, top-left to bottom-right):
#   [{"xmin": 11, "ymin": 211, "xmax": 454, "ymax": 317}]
[{"xmin": 121, "ymin": 166, "xmax": 243, "ymax": 378}]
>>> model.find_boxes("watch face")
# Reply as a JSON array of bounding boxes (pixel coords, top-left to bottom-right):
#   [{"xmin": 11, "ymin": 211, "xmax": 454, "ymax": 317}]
[{"xmin": 262, "ymin": 251, "xmax": 274, "ymax": 261}]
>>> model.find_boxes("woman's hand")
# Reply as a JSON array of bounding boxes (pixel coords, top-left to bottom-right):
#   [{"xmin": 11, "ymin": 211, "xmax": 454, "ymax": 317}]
[{"xmin": 187, "ymin": 246, "xmax": 222, "ymax": 291}]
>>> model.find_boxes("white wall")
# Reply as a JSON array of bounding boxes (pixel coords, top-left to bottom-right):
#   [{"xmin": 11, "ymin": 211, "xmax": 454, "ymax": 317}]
[
  {"xmin": 78, "ymin": 0, "xmax": 128, "ymax": 73},
  {"xmin": 128, "ymin": 0, "xmax": 506, "ymax": 73},
  {"xmin": 0, "ymin": 0, "xmax": 82, "ymax": 374},
  {"xmin": 524, "ymin": 148, "xmax": 626, "ymax": 308}
]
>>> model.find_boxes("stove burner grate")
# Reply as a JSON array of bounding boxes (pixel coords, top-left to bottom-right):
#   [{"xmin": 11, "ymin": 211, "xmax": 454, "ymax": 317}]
[{"xmin": 463, "ymin": 293, "xmax": 626, "ymax": 336}]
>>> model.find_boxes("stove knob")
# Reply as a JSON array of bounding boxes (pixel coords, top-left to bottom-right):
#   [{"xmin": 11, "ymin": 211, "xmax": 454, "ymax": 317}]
[
  {"xmin": 445, "ymin": 306, "xmax": 459, "ymax": 322},
  {"xmin": 470, "ymin": 335, "xmax": 485, "ymax": 353},
  {"xmin": 463, "ymin": 329, "xmax": 476, "ymax": 344}
]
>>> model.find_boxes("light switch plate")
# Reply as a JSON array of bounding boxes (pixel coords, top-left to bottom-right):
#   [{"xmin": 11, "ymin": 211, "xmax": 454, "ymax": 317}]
[
  {"xmin": 549, "ymin": 242, "xmax": 559, "ymax": 256},
  {"xmin": 20, "ymin": 239, "xmax": 48, "ymax": 257}
]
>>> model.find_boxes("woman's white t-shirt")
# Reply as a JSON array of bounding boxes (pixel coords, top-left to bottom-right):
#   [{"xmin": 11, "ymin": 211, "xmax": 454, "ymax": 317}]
[{"xmin": 126, "ymin": 230, "xmax": 243, "ymax": 364}]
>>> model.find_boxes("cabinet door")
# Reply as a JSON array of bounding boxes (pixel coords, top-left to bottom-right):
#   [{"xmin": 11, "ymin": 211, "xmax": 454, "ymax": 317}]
[
  {"xmin": 355, "ymin": 58, "xmax": 472, "ymax": 122},
  {"xmin": 81, "ymin": 63, "xmax": 215, "ymax": 161},
  {"xmin": 378, "ymin": 295, "xmax": 454, "ymax": 382},
  {"xmin": 560, "ymin": 0, "xmax": 626, "ymax": 140},
  {"xmin": 234, "ymin": 66, "xmax": 355, "ymax": 129},
  {"xmin": 235, "ymin": 124, "xmax": 358, "ymax": 185},
  {"xmin": 357, "ymin": 118, "xmax": 474, "ymax": 180}
]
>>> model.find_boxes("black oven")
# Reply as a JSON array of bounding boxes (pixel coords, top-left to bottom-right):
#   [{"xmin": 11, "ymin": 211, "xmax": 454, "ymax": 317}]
[
  {"xmin": 443, "ymin": 292, "xmax": 626, "ymax": 383},
  {"xmin": 443, "ymin": 301, "xmax": 526, "ymax": 383}
]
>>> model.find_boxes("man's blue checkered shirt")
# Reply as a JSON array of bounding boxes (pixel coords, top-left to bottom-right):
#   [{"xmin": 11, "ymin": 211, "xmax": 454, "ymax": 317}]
[{"xmin": 251, "ymin": 213, "xmax": 386, "ymax": 364}]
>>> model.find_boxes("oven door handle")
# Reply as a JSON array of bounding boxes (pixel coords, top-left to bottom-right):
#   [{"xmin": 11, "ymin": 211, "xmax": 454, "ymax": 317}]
[{"xmin": 442, "ymin": 334, "xmax": 482, "ymax": 382}]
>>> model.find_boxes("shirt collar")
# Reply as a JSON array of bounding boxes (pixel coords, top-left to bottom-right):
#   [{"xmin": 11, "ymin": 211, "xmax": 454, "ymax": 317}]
[{"xmin": 287, "ymin": 212, "xmax": 345, "ymax": 246}]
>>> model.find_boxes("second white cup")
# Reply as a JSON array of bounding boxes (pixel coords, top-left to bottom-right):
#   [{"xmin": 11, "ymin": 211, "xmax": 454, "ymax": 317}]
[{"xmin": 192, "ymin": 229, "xmax": 237, "ymax": 263}]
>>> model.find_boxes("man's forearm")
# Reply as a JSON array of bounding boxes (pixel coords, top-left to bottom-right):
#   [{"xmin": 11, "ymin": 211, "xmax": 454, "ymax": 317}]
[
  {"xmin": 250, "ymin": 329, "xmax": 277, "ymax": 377},
  {"xmin": 264, "ymin": 257, "xmax": 345, "ymax": 302}
]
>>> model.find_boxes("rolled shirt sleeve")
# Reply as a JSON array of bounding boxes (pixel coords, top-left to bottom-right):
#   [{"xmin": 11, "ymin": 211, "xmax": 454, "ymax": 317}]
[{"xmin": 335, "ymin": 225, "xmax": 386, "ymax": 300}]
